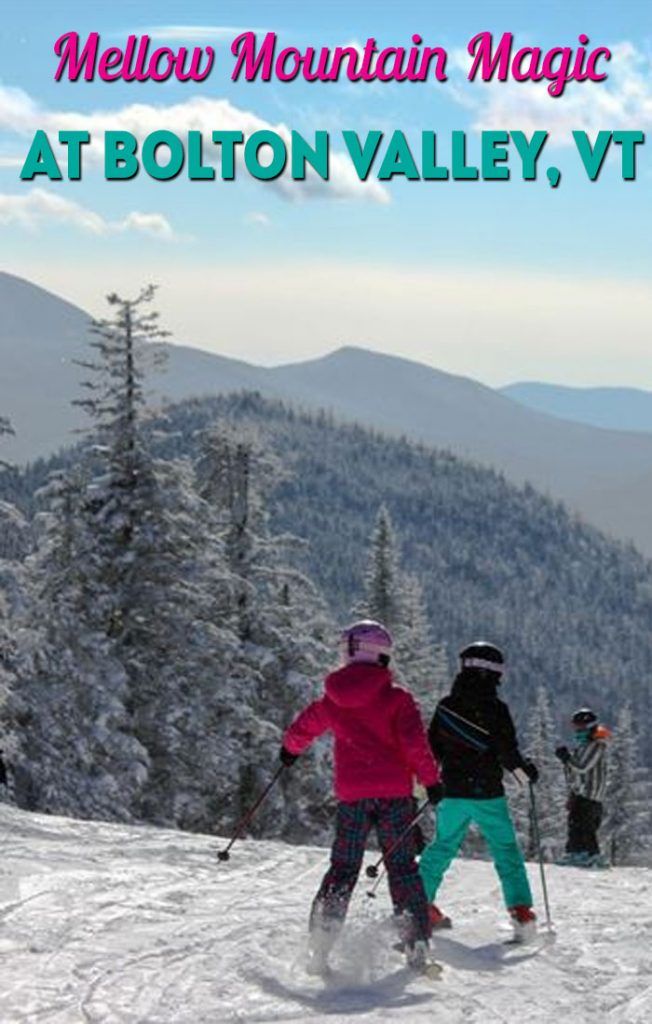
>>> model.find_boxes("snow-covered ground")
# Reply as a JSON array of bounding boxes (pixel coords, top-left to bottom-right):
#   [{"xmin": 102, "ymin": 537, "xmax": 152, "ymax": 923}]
[{"xmin": 0, "ymin": 804, "xmax": 650, "ymax": 1024}]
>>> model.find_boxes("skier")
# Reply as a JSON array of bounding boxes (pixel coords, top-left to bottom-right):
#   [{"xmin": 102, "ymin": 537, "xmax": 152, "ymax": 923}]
[
  {"xmin": 555, "ymin": 707, "xmax": 609, "ymax": 867},
  {"xmin": 280, "ymin": 619, "xmax": 444, "ymax": 975},
  {"xmin": 418, "ymin": 642, "xmax": 539, "ymax": 942}
]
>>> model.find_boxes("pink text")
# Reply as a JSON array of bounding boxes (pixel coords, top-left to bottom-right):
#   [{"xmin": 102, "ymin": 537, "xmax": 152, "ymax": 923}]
[
  {"xmin": 231, "ymin": 32, "xmax": 448, "ymax": 84},
  {"xmin": 54, "ymin": 32, "xmax": 215, "ymax": 83},
  {"xmin": 468, "ymin": 32, "xmax": 611, "ymax": 97}
]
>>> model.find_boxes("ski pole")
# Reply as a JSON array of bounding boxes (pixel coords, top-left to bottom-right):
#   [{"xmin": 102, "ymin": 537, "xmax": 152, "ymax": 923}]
[
  {"xmin": 217, "ymin": 763, "xmax": 285, "ymax": 861},
  {"xmin": 365, "ymin": 800, "xmax": 429, "ymax": 885},
  {"xmin": 529, "ymin": 782, "xmax": 553, "ymax": 930},
  {"xmin": 366, "ymin": 863, "xmax": 387, "ymax": 899}
]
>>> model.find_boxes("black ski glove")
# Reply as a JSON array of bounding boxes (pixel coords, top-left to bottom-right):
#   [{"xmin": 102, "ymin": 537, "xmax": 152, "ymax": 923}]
[
  {"xmin": 279, "ymin": 746, "xmax": 299, "ymax": 767},
  {"xmin": 426, "ymin": 782, "xmax": 445, "ymax": 806},
  {"xmin": 522, "ymin": 759, "xmax": 539, "ymax": 783},
  {"xmin": 555, "ymin": 745, "xmax": 571, "ymax": 764}
]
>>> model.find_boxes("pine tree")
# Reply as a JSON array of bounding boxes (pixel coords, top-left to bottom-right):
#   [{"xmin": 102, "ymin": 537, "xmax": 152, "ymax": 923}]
[
  {"xmin": 512, "ymin": 685, "xmax": 566, "ymax": 862},
  {"xmin": 604, "ymin": 706, "xmax": 652, "ymax": 865},
  {"xmin": 70, "ymin": 288, "xmax": 218, "ymax": 821},
  {"xmin": 71, "ymin": 285, "xmax": 169, "ymax": 645},
  {"xmin": 70, "ymin": 289, "xmax": 178, "ymax": 817},
  {"xmin": 13, "ymin": 468, "xmax": 149, "ymax": 819},
  {"xmin": 195, "ymin": 421, "xmax": 334, "ymax": 841},
  {"xmin": 0, "ymin": 415, "xmax": 13, "ymax": 471},
  {"xmin": 431, "ymin": 642, "xmax": 450, "ymax": 705},
  {"xmin": 0, "ymin": 583, "xmax": 17, "ymax": 804},
  {"xmin": 361, "ymin": 505, "xmax": 401, "ymax": 629},
  {"xmin": 0, "ymin": 416, "xmax": 23, "ymax": 802},
  {"xmin": 11, "ymin": 288, "xmax": 239, "ymax": 828},
  {"xmin": 357, "ymin": 506, "xmax": 444, "ymax": 711},
  {"xmin": 393, "ymin": 572, "xmax": 439, "ymax": 713}
]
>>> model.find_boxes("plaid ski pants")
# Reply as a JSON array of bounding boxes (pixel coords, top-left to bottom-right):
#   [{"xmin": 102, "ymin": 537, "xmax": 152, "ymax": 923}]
[{"xmin": 311, "ymin": 797, "xmax": 431, "ymax": 942}]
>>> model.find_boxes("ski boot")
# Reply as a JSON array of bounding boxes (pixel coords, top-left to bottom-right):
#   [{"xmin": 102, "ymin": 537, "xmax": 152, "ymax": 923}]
[
  {"xmin": 557, "ymin": 851, "xmax": 596, "ymax": 867},
  {"xmin": 583, "ymin": 853, "xmax": 610, "ymax": 870},
  {"xmin": 508, "ymin": 905, "xmax": 537, "ymax": 944},
  {"xmin": 556, "ymin": 851, "xmax": 581, "ymax": 866},
  {"xmin": 305, "ymin": 916, "xmax": 339, "ymax": 977},
  {"xmin": 405, "ymin": 939, "xmax": 443, "ymax": 979},
  {"xmin": 305, "ymin": 942, "xmax": 332, "ymax": 976},
  {"xmin": 429, "ymin": 904, "xmax": 452, "ymax": 930}
]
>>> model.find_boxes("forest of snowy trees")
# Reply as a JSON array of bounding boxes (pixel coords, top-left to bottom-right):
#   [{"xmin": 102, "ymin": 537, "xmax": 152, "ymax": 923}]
[
  {"xmin": 0, "ymin": 289, "xmax": 337, "ymax": 842},
  {"xmin": 1, "ymin": 288, "xmax": 652, "ymax": 864}
]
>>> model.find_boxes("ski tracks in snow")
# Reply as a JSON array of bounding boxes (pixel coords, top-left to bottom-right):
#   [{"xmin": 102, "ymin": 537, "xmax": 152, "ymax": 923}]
[{"xmin": 1, "ymin": 806, "xmax": 652, "ymax": 1023}]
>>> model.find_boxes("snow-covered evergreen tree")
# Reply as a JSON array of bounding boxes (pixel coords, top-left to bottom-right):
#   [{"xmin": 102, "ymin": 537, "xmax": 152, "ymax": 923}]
[
  {"xmin": 195, "ymin": 421, "xmax": 334, "ymax": 842},
  {"xmin": 431, "ymin": 642, "xmax": 451, "ymax": 705},
  {"xmin": 603, "ymin": 706, "xmax": 652, "ymax": 866},
  {"xmin": 360, "ymin": 505, "xmax": 401, "ymax": 629},
  {"xmin": 0, "ymin": 416, "xmax": 24, "ymax": 803},
  {"xmin": 12, "ymin": 469, "xmax": 149, "ymax": 819},
  {"xmin": 0, "ymin": 414, "xmax": 13, "ymax": 467},
  {"xmin": 512, "ymin": 685, "xmax": 566, "ymax": 862},
  {"xmin": 70, "ymin": 289, "xmax": 246, "ymax": 825},
  {"xmin": 0, "ymin": 583, "xmax": 17, "ymax": 804},
  {"xmin": 356, "ymin": 506, "xmax": 444, "ymax": 714},
  {"xmin": 5, "ymin": 331, "xmax": 339, "ymax": 840},
  {"xmin": 0, "ymin": 499, "xmax": 30, "ymax": 566},
  {"xmin": 71, "ymin": 286, "xmax": 168, "ymax": 644},
  {"xmin": 393, "ymin": 573, "xmax": 446, "ymax": 717},
  {"xmin": 9, "ymin": 290, "xmax": 239, "ymax": 829}
]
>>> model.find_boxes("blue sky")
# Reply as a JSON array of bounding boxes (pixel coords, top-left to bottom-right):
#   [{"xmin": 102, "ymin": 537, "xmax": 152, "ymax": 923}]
[{"xmin": 1, "ymin": 0, "xmax": 652, "ymax": 385}]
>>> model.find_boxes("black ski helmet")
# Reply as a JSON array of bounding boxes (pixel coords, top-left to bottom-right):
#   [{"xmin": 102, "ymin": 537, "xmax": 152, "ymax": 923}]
[
  {"xmin": 572, "ymin": 707, "xmax": 597, "ymax": 727},
  {"xmin": 459, "ymin": 642, "xmax": 504, "ymax": 677}
]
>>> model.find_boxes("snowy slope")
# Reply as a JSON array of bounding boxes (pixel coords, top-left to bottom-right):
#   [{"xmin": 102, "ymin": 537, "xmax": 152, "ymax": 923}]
[{"xmin": 0, "ymin": 804, "xmax": 650, "ymax": 1024}]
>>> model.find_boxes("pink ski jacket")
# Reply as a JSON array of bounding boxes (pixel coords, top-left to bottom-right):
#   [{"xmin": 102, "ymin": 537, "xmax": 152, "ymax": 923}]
[{"xmin": 282, "ymin": 663, "xmax": 441, "ymax": 802}]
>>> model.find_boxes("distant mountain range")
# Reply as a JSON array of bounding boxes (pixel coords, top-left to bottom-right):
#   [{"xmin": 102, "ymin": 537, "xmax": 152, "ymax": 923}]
[
  {"xmin": 3, "ymin": 271, "xmax": 652, "ymax": 556},
  {"xmin": 502, "ymin": 382, "xmax": 652, "ymax": 433}
]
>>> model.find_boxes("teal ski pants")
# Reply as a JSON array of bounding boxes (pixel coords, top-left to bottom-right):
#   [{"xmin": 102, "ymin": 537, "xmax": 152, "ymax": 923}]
[{"xmin": 419, "ymin": 796, "xmax": 533, "ymax": 909}]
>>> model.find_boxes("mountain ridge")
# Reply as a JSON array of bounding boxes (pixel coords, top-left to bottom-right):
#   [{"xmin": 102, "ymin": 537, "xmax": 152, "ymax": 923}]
[
  {"xmin": 4, "ymin": 271, "xmax": 652, "ymax": 554},
  {"xmin": 502, "ymin": 380, "xmax": 652, "ymax": 433}
]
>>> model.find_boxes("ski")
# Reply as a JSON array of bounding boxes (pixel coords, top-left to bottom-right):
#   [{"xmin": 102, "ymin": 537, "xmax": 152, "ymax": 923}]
[
  {"xmin": 391, "ymin": 942, "xmax": 445, "ymax": 977},
  {"xmin": 504, "ymin": 930, "xmax": 538, "ymax": 947},
  {"xmin": 410, "ymin": 959, "xmax": 444, "ymax": 980},
  {"xmin": 305, "ymin": 962, "xmax": 334, "ymax": 979}
]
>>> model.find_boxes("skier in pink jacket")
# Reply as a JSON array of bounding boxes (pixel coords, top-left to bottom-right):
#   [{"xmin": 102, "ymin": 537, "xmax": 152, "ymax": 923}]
[{"xmin": 281, "ymin": 619, "xmax": 443, "ymax": 974}]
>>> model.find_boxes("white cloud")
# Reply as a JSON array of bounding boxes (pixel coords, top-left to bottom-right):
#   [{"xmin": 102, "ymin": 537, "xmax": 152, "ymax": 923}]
[
  {"xmin": 0, "ymin": 86, "xmax": 389, "ymax": 204},
  {"xmin": 118, "ymin": 211, "xmax": 176, "ymax": 239},
  {"xmin": 450, "ymin": 41, "xmax": 652, "ymax": 146},
  {"xmin": 0, "ymin": 84, "xmax": 39, "ymax": 126},
  {"xmin": 0, "ymin": 188, "xmax": 176, "ymax": 238},
  {"xmin": 244, "ymin": 211, "xmax": 271, "ymax": 227}
]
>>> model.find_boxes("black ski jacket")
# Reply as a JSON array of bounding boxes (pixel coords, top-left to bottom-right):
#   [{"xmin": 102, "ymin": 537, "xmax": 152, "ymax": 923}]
[{"xmin": 428, "ymin": 671, "xmax": 528, "ymax": 799}]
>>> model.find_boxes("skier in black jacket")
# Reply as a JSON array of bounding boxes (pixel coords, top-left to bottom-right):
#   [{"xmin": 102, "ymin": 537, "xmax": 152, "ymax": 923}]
[{"xmin": 418, "ymin": 642, "xmax": 538, "ymax": 940}]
